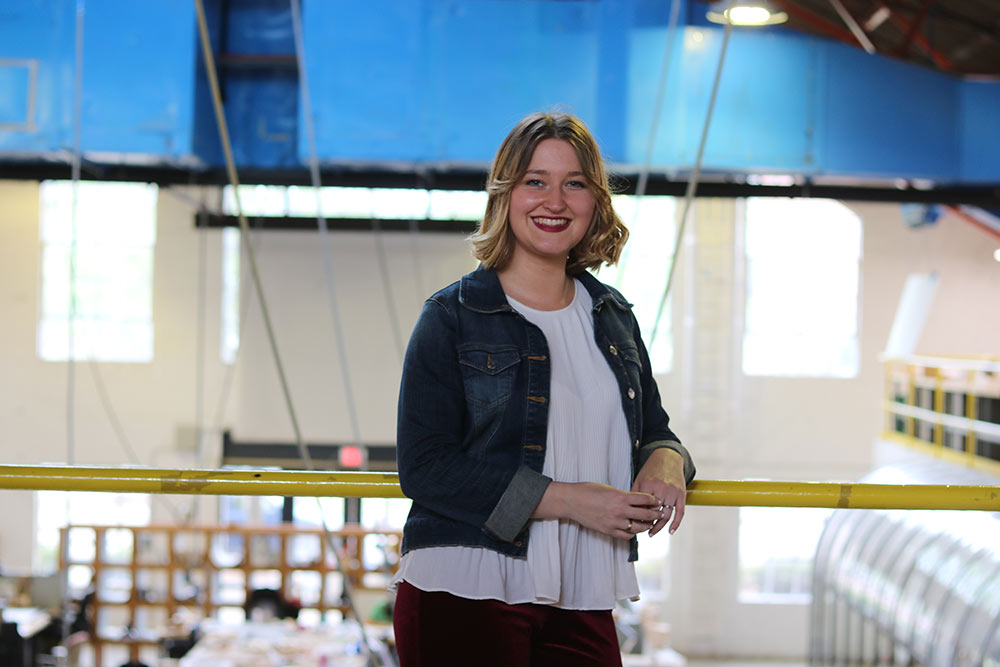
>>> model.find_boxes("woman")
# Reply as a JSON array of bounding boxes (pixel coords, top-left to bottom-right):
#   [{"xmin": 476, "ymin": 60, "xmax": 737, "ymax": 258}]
[{"xmin": 392, "ymin": 112, "xmax": 696, "ymax": 666}]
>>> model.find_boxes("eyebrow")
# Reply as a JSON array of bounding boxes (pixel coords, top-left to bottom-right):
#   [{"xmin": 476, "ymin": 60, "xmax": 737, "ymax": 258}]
[{"xmin": 525, "ymin": 169, "xmax": 586, "ymax": 177}]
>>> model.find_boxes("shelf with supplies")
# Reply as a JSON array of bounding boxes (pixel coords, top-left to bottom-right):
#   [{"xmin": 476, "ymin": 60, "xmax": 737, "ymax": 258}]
[{"xmin": 60, "ymin": 522, "xmax": 402, "ymax": 665}]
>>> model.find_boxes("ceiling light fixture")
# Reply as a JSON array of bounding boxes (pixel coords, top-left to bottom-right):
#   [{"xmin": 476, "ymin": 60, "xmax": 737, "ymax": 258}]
[{"xmin": 706, "ymin": 1, "xmax": 789, "ymax": 27}]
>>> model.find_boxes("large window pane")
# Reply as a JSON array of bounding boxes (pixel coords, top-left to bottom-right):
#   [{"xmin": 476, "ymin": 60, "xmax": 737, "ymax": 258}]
[
  {"xmin": 599, "ymin": 195, "xmax": 676, "ymax": 373},
  {"xmin": 739, "ymin": 506, "xmax": 832, "ymax": 604},
  {"xmin": 220, "ymin": 227, "xmax": 241, "ymax": 364},
  {"xmin": 38, "ymin": 181, "xmax": 157, "ymax": 363},
  {"xmin": 222, "ymin": 184, "xmax": 484, "ymax": 221},
  {"xmin": 743, "ymin": 198, "xmax": 861, "ymax": 377}
]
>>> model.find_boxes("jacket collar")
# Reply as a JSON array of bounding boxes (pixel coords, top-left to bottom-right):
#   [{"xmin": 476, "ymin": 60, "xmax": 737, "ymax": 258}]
[{"xmin": 458, "ymin": 265, "xmax": 632, "ymax": 314}]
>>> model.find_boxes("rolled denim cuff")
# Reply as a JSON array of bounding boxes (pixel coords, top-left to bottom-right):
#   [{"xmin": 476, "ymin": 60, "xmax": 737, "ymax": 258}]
[
  {"xmin": 483, "ymin": 466, "xmax": 552, "ymax": 543},
  {"xmin": 638, "ymin": 440, "xmax": 696, "ymax": 485}
]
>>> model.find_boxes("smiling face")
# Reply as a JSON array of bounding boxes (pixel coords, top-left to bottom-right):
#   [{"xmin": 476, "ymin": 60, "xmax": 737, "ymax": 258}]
[{"xmin": 506, "ymin": 138, "xmax": 597, "ymax": 270}]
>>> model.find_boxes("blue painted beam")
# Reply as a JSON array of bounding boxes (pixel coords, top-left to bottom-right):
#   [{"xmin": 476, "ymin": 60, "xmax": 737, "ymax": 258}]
[
  {"xmin": 299, "ymin": 2, "xmax": 999, "ymax": 183},
  {"xmin": 0, "ymin": 0, "xmax": 198, "ymax": 161},
  {"xmin": 0, "ymin": 0, "xmax": 78, "ymax": 153},
  {"xmin": 0, "ymin": 0, "xmax": 997, "ymax": 184},
  {"xmin": 960, "ymin": 81, "xmax": 1000, "ymax": 183}
]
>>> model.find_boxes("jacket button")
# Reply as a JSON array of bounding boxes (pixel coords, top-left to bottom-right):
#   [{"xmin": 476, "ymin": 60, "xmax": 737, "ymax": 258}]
[
  {"xmin": 609, "ymin": 345, "xmax": 618, "ymax": 356},
  {"xmin": 627, "ymin": 387, "xmax": 635, "ymax": 399},
  {"xmin": 513, "ymin": 540, "xmax": 523, "ymax": 547}
]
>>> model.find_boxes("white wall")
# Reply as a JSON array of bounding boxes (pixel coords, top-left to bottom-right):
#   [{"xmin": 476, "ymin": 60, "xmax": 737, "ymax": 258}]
[
  {"xmin": 1, "ymin": 180, "xmax": 998, "ymax": 657},
  {"xmin": 662, "ymin": 199, "xmax": 1000, "ymax": 658},
  {"xmin": 0, "ymin": 179, "xmax": 476, "ymax": 567}
]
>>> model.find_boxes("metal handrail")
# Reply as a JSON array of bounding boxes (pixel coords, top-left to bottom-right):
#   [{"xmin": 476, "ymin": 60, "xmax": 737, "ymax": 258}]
[
  {"xmin": 883, "ymin": 355, "xmax": 1000, "ymax": 475},
  {"xmin": 2, "ymin": 465, "xmax": 998, "ymax": 511},
  {"xmin": 882, "ymin": 354, "xmax": 1000, "ymax": 373},
  {"xmin": 885, "ymin": 401, "xmax": 1000, "ymax": 440}
]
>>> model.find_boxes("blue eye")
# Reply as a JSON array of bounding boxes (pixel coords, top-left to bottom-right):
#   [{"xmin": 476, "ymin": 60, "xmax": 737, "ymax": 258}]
[
  {"xmin": 567, "ymin": 180, "xmax": 587, "ymax": 189},
  {"xmin": 525, "ymin": 178, "xmax": 544, "ymax": 187}
]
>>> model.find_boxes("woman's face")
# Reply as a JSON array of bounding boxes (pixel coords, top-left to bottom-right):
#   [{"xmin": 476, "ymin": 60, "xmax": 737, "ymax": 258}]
[{"xmin": 506, "ymin": 138, "xmax": 596, "ymax": 269}]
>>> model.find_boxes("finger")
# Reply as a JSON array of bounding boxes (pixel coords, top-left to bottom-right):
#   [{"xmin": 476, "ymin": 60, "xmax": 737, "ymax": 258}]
[
  {"xmin": 669, "ymin": 497, "xmax": 686, "ymax": 534},
  {"xmin": 649, "ymin": 502, "xmax": 675, "ymax": 537},
  {"xmin": 629, "ymin": 518, "xmax": 655, "ymax": 532},
  {"xmin": 635, "ymin": 507, "xmax": 664, "ymax": 524},
  {"xmin": 613, "ymin": 518, "xmax": 639, "ymax": 540},
  {"xmin": 626, "ymin": 491, "xmax": 660, "ymax": 507}
]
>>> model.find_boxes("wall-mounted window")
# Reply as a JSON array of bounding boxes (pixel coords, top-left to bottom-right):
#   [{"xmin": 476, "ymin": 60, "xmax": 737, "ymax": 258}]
[
  {"xmin": 38, "ymin": 181, "xmax": 157, "ymax": 362},
  {"xmin": 599, "ymin": 195, "xmax": 677, "ymax": 374},
  {"xmin": 220, "ymin": 227, "xmax": 241, "ymax": 365},
  {"xmin": 743, "ymin": 198, "xmax": 862, "ymax": 378},
  {"xmin": 739, "ymin": 506, "xmax": 832, "ymax": 604},
  {"xmin": 221, "ymin": 184, "xmax": 486, "ymax": 221}
]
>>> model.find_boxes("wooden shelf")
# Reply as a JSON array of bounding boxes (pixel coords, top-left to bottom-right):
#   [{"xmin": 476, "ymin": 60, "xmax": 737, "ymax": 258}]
[{"xmin": 60, "ymin": 523, "xmax": 401, "ymax": 664}]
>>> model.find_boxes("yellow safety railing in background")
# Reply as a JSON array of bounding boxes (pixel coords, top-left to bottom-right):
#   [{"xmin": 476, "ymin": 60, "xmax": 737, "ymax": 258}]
[
  {"xmin": 883, "ymin": 355, "xmax": 1000, "ymax": 477},
  {"xmin": 1, "ymin": 465, "xmax": 998, "ymax": 511}
]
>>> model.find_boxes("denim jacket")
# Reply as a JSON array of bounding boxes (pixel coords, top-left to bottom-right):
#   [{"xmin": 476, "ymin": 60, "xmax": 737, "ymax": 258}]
[{"xmin": 396, "ymin": 266, "xmax": 695, "ymax": 562}]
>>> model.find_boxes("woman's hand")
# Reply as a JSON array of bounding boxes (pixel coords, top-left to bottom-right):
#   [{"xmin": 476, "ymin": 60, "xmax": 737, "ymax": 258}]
[
  {"xmin": 532, "ymin": 481, "xmax": 665, "ymax": 540},
  {"xmin": 631, "ymin": 448, "xmax": 687, "ymax": 536}
]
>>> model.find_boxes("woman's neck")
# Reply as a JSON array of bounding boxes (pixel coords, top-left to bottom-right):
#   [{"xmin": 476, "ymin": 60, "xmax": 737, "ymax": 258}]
[{"xmin": 497, "ymin": 254, "xmax": 575, "ymax": 311}]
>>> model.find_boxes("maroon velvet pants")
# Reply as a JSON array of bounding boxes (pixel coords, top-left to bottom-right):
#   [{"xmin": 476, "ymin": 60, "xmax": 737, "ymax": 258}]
[{"xmin": 393, "ymin": 581, "xmax": 623, "ymax": 667}]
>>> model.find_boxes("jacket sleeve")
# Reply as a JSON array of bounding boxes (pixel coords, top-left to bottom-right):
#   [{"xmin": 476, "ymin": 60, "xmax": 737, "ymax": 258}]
[
  {"xmin": 396, "ymin": 298, "xmax": 551, "ymax": 543},
  {"xmin": 632, "ymin": 312, "xmax": 696, "ymax": 485}
]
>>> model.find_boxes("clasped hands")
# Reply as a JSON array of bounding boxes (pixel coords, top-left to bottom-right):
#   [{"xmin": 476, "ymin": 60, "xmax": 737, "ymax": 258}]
[{"xmin": 532, "ymin": 448, "xmax": 687, "ymax": 539}]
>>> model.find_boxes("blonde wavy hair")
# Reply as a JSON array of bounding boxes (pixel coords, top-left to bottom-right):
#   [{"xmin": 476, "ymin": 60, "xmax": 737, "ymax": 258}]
[{"xmin": 469, "ymin": 112, "xmax": 628, "ymax": 274}]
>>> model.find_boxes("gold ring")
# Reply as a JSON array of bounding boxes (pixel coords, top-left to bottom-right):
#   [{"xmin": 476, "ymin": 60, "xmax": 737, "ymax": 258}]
[{"xmin": 626, "ymin": 519, "xmax": 633, "ymax": 532}]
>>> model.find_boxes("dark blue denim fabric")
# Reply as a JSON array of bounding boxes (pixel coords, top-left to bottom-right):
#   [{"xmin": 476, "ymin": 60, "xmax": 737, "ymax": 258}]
[{"xmin": 396, "ymin": 266, "xmax": 695, "ymax": 562}]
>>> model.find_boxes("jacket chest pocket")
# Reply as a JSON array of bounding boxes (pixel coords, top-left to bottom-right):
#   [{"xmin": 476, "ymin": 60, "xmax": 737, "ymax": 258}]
[{"xmin": 458, "ymin": 345, "xmax": 522, "ymax": 418}]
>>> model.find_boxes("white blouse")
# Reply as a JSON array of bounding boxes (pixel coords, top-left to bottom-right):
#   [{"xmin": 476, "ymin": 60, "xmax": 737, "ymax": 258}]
[{"xmin": 391, "ymin": 279, "xmax": 638, "ymax": 610}]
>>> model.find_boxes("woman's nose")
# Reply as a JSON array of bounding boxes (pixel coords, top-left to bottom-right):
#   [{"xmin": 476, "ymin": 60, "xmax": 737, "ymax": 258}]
[{"xmin": 543, "ymin": 188, "xmax": 567, "ymax": 211}]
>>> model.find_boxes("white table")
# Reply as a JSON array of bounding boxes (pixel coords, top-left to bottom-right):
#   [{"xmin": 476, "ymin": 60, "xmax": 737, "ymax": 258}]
[{"xmin": 180, "ymin": 619, "xmax": 371, "ymax": 667}]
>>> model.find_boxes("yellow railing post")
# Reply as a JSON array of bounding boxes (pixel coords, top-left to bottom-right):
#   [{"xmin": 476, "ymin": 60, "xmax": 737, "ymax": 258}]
[
  {"xmin": 933, "ymin": 368, "xmax": 944, "ymax": 448},
  {"xmin": 885, "ymin": 361, "xmax": 896, "ymax": 434},
  {"xmin": 906, "ymin": 363, "xmax": 918, "ymax": 438},
  {"xmin": 966, "ymin": 369, "xmax": 978, "ymax": 461}
]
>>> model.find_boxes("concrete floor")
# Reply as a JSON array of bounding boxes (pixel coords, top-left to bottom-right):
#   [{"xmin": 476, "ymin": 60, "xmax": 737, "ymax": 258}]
[{"xmin": 623, "ymin": 654, "xmax": 807, "ymax": 667}]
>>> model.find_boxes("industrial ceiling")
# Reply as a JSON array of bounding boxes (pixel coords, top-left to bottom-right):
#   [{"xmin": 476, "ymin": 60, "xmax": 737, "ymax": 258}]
[
  {"xmin": 774, "ymin": 0, "xmax": 1000, "ymax": 77},
  {"xmin": 0, "ymin": 0, "xmax": 998, "ymax": 205}
]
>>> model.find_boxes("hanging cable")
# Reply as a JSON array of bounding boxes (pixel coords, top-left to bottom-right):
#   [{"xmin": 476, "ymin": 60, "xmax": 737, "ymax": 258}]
[
  {"xmin": 193, "ymin": 0, "xmax": 311, "ymax": 471},
  {"xmin": 211, "ymin": 213, "xmax": 263, "ymax": 431},
  {"xmin": 193, "ymin": 1, "xmax": 386, "ymax": 661},
  {"xmin": 616, "ymin": 0, "xmax": 682, "ymax": 286},
  {"xmin": 409, "ymin": 172, "xmax": 430, "ymax": 305},
  {"xmin": 372, "ymin": 217, "xmax": 406, "ymax": 365},
  {"xmin": 66, "ymin": 0, "xmax": 86, "ymax": 467},
  {"xmin": 650, "ymin": 20, "xmax": 733, "ymax": 345},
  {"xmin": 287, "ymin": 0, "xmax": 364, "ymax": 457},
  {"xmin": 287, "ymin": 2, "xmax": 390, "ymax": 662},
  {"xmin": 181, "ymin": 203, "xmax": 211, "ymax": 526},
  {"xmin": 195, "ymin": 204, "xmax": 208, "ymax": 463},
  {"xmin": 192, "ymin": 12, "xmax": 364, "ymax": 629}
]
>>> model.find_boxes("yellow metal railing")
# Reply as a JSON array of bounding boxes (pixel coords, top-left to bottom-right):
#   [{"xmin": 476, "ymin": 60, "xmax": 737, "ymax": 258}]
[
  {"xmin": 2, "ymin": 465, "xmax": 998, "ymax": 511},
  {"xmin": 883, "ymin": 355, "xmax": 1000, "ymax": 476}
]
